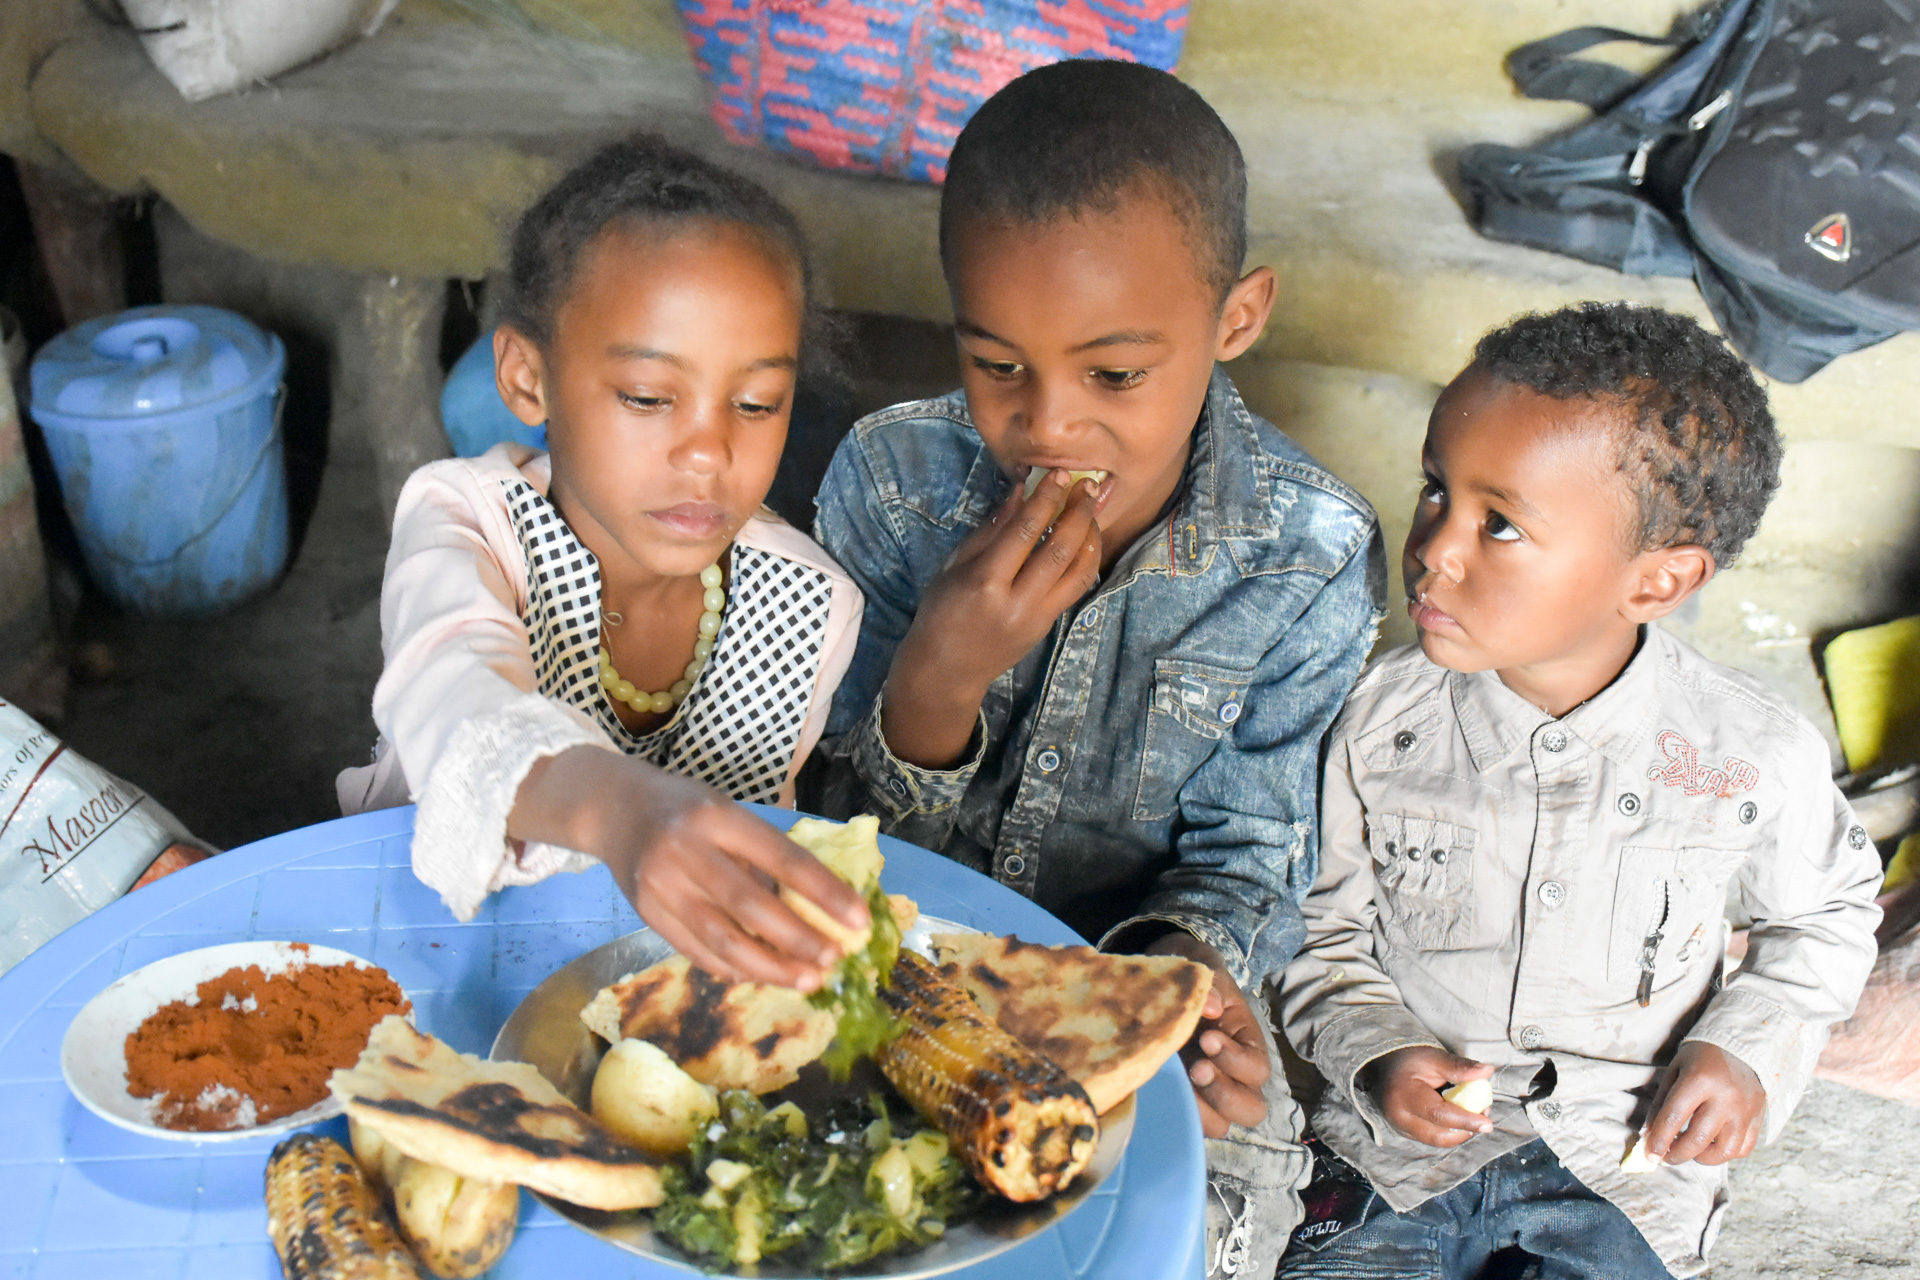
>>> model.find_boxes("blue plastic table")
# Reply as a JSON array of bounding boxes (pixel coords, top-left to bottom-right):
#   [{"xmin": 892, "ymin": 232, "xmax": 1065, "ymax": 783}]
[{"xmin": 0, "ymin": 807, "xmax": 1205, "ymax": 1279}]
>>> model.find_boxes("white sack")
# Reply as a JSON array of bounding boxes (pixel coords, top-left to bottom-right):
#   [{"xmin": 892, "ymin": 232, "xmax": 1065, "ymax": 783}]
[{"xmin": 119, "ymin": 0, "xmax": 400, "ymax": 102}]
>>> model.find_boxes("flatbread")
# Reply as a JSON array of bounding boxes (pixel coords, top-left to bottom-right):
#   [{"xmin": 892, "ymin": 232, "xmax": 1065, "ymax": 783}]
[
  {"xmin": 927, "ymin": 934, "xmax": 1211, "ymax": 1114},
  {"xmin": 579, "ymin": 956, "xmax": 835, "ymax": 1094},
  {"xmin": 329, "ymin": 1016, "xmax": 664, "ymax": 1211}
]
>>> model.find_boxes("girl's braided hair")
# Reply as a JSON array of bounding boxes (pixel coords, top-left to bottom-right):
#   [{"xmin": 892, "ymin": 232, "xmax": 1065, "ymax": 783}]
[
  {"xmin": 1473, "ymin": 302, "xmax": 1780, "ymax": 567},
  {"xmin": 503, "ymin": 133, "xmax": 842, "ymax": 385}
]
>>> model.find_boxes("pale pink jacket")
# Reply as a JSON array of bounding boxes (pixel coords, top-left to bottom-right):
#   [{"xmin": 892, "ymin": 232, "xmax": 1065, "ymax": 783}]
[{"xmin": 336, "ymin": 444, "xmax": 863, "ymax": 921}]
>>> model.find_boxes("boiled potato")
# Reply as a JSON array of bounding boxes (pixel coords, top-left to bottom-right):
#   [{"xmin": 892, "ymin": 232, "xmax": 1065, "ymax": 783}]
[
  {"xmin": 392, "ymin": 1158, "xmax": 519, "ymax": 1279},
  {"xmin": 1440, "ymin": 1078, "xmax": 1493, "ymax": 1115},
  {"xmin": 591, "ymin": 1037, "xmax": 720, "ymax": 1157},
  {"xmin": 1620, "ymin": 1132, "xmax": 1662, "ymax": 1174},
  {"xmin": 350, "ymin": 1114, "xmax": 518, "ymax": 1278}
]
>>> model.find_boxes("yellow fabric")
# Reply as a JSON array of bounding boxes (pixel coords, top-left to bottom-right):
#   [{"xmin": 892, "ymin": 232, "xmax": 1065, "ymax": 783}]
[{"xmin": 1823, "ymin": 616, "xmax": 1920, "ymax": 775}]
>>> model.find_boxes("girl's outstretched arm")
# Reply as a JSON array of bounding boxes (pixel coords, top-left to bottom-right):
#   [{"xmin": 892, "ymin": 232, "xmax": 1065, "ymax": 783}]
[{"xmin": 510, "ymin": 745, "xmax": 869, "ymax": 990}]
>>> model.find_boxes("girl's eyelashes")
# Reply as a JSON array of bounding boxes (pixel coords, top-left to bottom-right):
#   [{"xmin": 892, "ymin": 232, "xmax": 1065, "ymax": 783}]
[
  {"xmin": 1485, "ymin": 510, "xmax": 1522, "ymax": 542},
  {"xmin": 734, "ymin": 397, "xmax": 785, "ymax": 418},
  {"xmin": 1092, "ymin": 368, "xmax": 1147, "ymax": 390},
  {"xmin": 617, "ymin": 390, "xmax": 670, "ymax": 412},
  {"xmin": 1417, "ymin": 474, "xmax": 1445, "ymax": 504}
]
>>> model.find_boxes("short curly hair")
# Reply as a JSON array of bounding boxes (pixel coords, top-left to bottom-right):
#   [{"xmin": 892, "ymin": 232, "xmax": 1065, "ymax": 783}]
[
  {"xmin": 1472, "ymin": 303, "xmax": 1780, "ymax": 567},
  {"xmin": 939, "ymin": 60, "xmax": 1247, "ymax": 301}
]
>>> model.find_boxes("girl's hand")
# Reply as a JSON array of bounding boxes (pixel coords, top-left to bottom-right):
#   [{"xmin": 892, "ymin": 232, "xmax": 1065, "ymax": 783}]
[
  {"xmin": 1364, "ymin": 1045, "xmax": 1495, "ymax": 1147},
  {"xmin": 1642, "ymin": 1042, "xmax": 1765, "ymax": 1166},
  {"xmin": 1145, "ymin": 932, "xmax": 1273, "ymax": 1138},
  {"xmin": 510, "ymin": 747, "xmax": 868, "ymax": 990},
  {"xmin": 880, "ymin": 470, "xmax": 1102, "ymax": 768}
]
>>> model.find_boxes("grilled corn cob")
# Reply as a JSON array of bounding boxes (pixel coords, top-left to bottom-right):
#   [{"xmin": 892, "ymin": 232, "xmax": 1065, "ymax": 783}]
[
  {"xmin": 265, "ymin": 1132, "xmax": 424, "ymax": 1280},
  {"xmin": 874, "ymin": 950, "xmax": 1098, "ymax": 1201}
]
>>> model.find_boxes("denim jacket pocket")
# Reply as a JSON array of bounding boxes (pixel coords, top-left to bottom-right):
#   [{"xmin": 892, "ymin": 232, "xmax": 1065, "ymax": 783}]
[
  {"xmin": 1366, "ymin": 813, "xmax": 1478, "ymax": 951},
  {"xmin": 1609, "ymin": 846, "xmax": 1747, "ymax": 992},
  {"xmin": 1133, "ymin": 658, "xmax": 1256, "ymax": 821}
]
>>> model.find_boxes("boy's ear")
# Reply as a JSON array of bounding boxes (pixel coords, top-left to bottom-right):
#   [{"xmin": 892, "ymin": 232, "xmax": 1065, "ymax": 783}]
[
  {"xmin": 1624, "ymin": 544, "xmax": 1716, "ymax": 622},
  {"xmin": 494, "ymin": 325, "xmax": 550, "ymax": 428},
  {"xmin": 1214, "ymin": 265, "xmax": 1277, "ymax": 363}
]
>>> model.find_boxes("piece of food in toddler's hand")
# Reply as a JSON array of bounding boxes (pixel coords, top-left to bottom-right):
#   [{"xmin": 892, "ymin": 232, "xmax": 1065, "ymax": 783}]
[
  {"xmin": 1440, "ymin": 1078, "xmax": 1493, "ymax": 1116},
  {"xmin": 927, "ymin": 933, "xmax": 1209, "ymax": 1115},
  {"xmin": 580, "ymin": 955, "xmax": 836, "ymax": 1093},
  {"xmin": 1620, "ymin": 1131, "xmax": 1662, "ymax": 1174},
  {"xmin": 591, "ymin": 1037, "xmax": 720, "ymax": 1157},
  {"xmin": 266, "ymin": 1130, "xmax": 424, "ymax": 1280},
  {"xmin": 330, "ymin": 1016, "xmax": 664, "ymax": 1211},
  {"xmin": 877, "ymin": 950, "xmax": 1098, "ymax": 1202},
  {"xmin": 1022, "ymin": 468, "xmax": 1109, "ymax": 499}
]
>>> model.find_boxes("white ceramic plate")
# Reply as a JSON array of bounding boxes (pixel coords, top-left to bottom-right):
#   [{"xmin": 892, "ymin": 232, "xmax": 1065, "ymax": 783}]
[
  {"xmin": 491, "ymin": 916, "xmax": 1133, "ymax": 1278},
  {"xmin": 60, "ymin": 940, "xmax": 404, "ymax": 1142}
]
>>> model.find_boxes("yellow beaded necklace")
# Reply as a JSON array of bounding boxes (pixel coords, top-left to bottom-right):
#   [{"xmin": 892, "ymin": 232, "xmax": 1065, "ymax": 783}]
[{"xmin": 598, "ymin": 562, "xmax": 724, "ymax": 716}]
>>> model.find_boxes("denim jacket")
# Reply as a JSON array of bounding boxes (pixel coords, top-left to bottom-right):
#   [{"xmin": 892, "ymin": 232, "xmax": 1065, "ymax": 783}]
[{"xmin": 802, "ymin": 369, "xmax": 1386, "ymax": 991}]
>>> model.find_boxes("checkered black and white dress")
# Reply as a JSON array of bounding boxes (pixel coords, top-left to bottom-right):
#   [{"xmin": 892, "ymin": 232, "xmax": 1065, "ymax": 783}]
[{"xmin": 507, "ymin": 481, "xmax": 835, "ymax": 807}]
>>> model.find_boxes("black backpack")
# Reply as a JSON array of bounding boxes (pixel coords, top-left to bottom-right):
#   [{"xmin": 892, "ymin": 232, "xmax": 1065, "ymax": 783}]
[{"xmin": 1459, "ymin": 0, "xmax": 1920, "ymax": 382}]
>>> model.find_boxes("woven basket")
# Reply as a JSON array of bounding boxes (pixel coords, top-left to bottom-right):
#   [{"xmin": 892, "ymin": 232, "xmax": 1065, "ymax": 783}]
[{"xmin": 676, "ymin": 0, "xmax": 1190, "ymax": 183}]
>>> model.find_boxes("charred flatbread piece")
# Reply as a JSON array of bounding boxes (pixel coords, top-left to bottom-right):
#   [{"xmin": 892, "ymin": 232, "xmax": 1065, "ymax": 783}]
[
  {"xmin": 578, "ymin": 955, "xmax": 836, "ymax": 1094},
  {"xmin": 926, "ymin": 934, "xmax": 1211, "ymax": 1114},
  {"xmin": 329, "ymin": 1016, "xmax": 664, "ymax": 1211}
]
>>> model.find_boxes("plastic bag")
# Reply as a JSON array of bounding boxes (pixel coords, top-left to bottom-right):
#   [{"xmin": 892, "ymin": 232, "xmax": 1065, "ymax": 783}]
[{"xmin": 0, "ymin": 699, "xmax": 206, "ymax": 975}]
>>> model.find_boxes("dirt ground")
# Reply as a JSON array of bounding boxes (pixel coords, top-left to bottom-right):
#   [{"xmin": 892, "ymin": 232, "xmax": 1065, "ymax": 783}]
[{"xmin": 47, "ymin": 340, "xmax": 1913, "ymax": 1277}]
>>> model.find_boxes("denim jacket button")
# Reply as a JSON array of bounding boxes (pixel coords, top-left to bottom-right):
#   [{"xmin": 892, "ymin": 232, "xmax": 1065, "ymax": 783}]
[
  {"xmin": 1002, "ymin": 854, "xmax": 1027, "ymax": 877},
  {"xmin": 1076, "ymin": 606, "xmax": 1099, "ymax": 630},
  {"xmin": 1037, "ymin": 748, "xmax": 1061, "ymax": 773},
  {"xmin": 886, "ymin": 777, "xmax": 908, "ymax": 797},
  {"xmin": 1220, "ymin": 700, "xmax": 1242, "ymax": 724}
]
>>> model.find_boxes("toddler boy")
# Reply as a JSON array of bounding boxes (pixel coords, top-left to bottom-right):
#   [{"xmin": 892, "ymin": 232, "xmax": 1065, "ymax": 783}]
[
  {"xmin": 803, "ymin": 60, "xmax": 1384, "ymax": 1276},
  {"xmin": 1279, "ymin": 303, "xmax": 1881, "ymax": 1278}
]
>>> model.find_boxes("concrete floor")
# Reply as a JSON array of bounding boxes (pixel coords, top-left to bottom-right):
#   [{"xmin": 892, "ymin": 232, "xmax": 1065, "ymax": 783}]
[{"xmin": 47, "ymin": 327, "xmax": 1913, "ymax": 1274}]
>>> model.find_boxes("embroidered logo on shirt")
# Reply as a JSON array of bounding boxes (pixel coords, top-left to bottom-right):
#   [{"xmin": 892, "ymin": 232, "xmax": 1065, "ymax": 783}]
[{"xmin": 1647, "ymin": 729, "xmax": 1759, "ymax": 798}]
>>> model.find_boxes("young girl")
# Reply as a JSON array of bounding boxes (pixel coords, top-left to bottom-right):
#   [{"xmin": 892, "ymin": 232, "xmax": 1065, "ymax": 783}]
[{"xmin": 337, "ymin": 135, "xmax": 868, "ymax": 992}]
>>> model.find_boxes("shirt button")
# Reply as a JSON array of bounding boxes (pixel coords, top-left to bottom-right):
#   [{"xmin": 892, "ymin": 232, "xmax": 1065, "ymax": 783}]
[
  {"xmin": 1037, "ymin": 748, "xmax": 1061, "ymax": 773},
  {"xmin": 1739, "ymin": 801, "xmax": 1758, "ymax": 824},
  {"xmin": 1537, "ymin": 880, "xmax": 1566, "ymax": 908},
  {"xmin": 1430, "ymin": 849, "xmax": 1448, "ymax": 865},
  {"xmin": 1002, "ymin": 854, "xmax": 1026, "ymax": 877},
  {"xmin": 1540, "ymin": 729, "xmax": 1568, "ymax": 753},
  {"xmin": 1519, "ymin": 1025, "xmax": 1546, "ymax": 1050},
  {"xmin": 1220, "ymin": 700, "xmax": 1242, "ymax": 725},
  {"xmin": 1539, "ymin": 1101, "xmax": 1563, "ymax": 1121},
  {"xmin": 1849, "ymin": 825, "xmax": 1870, "ymax": 850},
  {"xmin": 1617, "ymin": 793, "xmax": 1640, "ymax": 816},
  {"xmin": 1394, "ymin": 730, "xmax": 1417, "ymax": 751},
  {"xmin": 1406, "ymin": 847, "xmax": 1423, "ymax": 862}
]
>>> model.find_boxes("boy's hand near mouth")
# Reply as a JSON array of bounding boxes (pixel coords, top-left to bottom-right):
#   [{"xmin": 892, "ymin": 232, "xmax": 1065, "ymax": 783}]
[{"xmin": 880, "ymin": 468, "xmax": 1104, "ymax": 770}]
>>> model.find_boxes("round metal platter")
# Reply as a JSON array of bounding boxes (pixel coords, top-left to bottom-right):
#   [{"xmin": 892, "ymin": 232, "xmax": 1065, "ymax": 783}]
[{"xmin": 491, "ymin": 916, "xmax": 1135, "ymax": 1278}]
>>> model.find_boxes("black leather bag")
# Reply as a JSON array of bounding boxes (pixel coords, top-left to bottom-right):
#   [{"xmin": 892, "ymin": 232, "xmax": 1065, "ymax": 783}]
[{"xmin": 1459, "ymin": 0, "xmax": 1920, "ymax": 382}]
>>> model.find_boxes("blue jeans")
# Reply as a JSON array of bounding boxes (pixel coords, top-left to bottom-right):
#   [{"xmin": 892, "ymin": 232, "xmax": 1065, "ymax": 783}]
[{"xmin": 1278, "ymin": 1139, "xmax": 1671, "ymax": 1280}]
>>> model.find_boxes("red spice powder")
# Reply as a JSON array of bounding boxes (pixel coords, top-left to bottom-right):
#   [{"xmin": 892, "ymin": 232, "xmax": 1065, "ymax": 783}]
[{"xmin": 123, "ymin": 950, "xmax": 408, "ymax": 1131}]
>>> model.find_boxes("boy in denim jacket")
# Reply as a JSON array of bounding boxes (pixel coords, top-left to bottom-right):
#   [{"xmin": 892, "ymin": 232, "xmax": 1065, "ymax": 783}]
[
  {"xmin": 803, "ymin": 60, "xmax": 1384, "ymax": 1275},
  {"xmin": 1279, "ymin": 305, "xmax": 1880, "ymax": 1278}
]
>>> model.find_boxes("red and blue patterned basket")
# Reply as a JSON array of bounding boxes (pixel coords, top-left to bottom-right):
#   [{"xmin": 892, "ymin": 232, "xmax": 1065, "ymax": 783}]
[{"xmin": 676, "ymin": 0, "xmax": 1190, "ymax": 183}]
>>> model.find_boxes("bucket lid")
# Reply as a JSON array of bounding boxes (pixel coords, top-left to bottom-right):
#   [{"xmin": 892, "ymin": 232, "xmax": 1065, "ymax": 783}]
[{"xmin": 29, "ymin": 304, "xmax": 284, "ymax": 422}]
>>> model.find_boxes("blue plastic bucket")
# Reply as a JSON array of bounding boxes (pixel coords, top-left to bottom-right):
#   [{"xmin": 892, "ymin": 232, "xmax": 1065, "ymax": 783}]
[{"xmin": 28, "ymin": 306, "xmax": 289, "ymax": 616}]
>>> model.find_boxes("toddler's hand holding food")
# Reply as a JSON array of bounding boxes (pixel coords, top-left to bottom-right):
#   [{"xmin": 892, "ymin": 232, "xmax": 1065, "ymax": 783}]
[
  {"xmin": 1146, "ymin": 932, "xmax": 1270, "ymax": 1138},
  {"xmin": 509, "ymin": 747, "xmax": 867, "ymax": 990},
  {"xmin": 1366, "ymin": 1045, "xmax": 1495, "ymax": 1148},
  {"xmin": 881, "ymin": 469, "xmax": 1103, "ymax": 768},
  {"xmin": 1642, "ymin": 1041, "xmax": 1765, "ymax": 1167}
]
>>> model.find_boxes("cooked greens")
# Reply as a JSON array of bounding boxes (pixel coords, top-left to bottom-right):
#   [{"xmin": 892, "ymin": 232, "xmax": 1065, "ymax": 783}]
[
  {"xmin": 654, "ymin": 1088, "xmax": 979, "ymax": 1271},
  {"xmin": 811, "ymin": 882, "xmax": 903, "ymax": 1080}
]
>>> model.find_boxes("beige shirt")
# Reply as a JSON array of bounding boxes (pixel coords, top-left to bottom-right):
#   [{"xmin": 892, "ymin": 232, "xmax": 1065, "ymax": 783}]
[
  {"xmin": 1280, "ymin": 629, "xmax": 1881, "ymax": 1277},
  {"xmin": 335, "ymin": 444, "xmax": 863, "ymax": 921}
]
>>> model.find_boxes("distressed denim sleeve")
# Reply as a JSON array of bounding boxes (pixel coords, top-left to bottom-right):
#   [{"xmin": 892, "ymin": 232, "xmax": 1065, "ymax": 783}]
[
  {"xmin": 1105, "ymin": 528, "xmax": 1386, "ymax": 991},
  {"xmin": 1683, "ymin": 727, "xmax": 1882, "ymax": 1140},
  {"xmin": 797, "ymin": 427, "xmax": 983, "ymax": 845}
]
